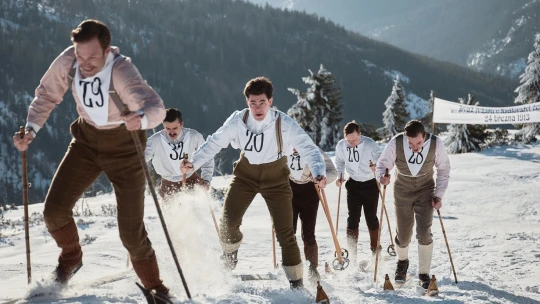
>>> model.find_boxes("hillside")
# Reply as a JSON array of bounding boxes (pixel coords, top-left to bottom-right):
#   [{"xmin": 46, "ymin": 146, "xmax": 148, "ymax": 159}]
[
  {"xmin": 0, "ymin": 0, "xmax": 517, "ymax": 204},
  {"xmin": 250, "ymin": 0, "xmax": 540, "ymax": 78}
]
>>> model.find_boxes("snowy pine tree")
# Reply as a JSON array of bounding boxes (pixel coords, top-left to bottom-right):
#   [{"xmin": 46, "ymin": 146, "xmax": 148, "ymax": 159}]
[
  {"xmin": 420, "ymin": 90, "xmax": 441, "ymax": 134},
  {"xmin": 444, "ymin": 95, "xmax": 488, "ymax": 154},
  {"xmin": 381, "ymin": 75, "xmax": 409, "ymax": 140},
  {"xmin": 287, "ymin": 64, "xmax": 343, "ymax": 150},
  {"xmin": 514, "ymin": 34, "xmax": 540, "ymax": 143}
]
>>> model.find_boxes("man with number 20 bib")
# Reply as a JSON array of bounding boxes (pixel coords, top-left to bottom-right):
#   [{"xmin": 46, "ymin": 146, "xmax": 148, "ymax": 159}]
[
  {"xmin": 181, "ymin": 77, "xmax": 327, "ymax": 289},
  {"xmin": 376, "ymin": 120, "xmax": 451, "ymax": 290}
]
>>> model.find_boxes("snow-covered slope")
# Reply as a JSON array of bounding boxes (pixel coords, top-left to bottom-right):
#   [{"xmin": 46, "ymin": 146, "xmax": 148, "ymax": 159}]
[{"xmin": 1, "ymin": 143, "xmax": 539, "ymax": 303}]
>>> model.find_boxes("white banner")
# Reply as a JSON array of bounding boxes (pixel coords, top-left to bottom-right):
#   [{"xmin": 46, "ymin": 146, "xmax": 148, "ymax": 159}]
[{"xmin": 433, "ymin": 98, "xmax": 540, "ymax": 124}]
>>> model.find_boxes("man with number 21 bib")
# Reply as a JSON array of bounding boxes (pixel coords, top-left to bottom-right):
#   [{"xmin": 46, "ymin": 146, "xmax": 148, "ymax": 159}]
[{"xmin": 181, "ymin": 77, "xmax": 327, "ymax": 289}]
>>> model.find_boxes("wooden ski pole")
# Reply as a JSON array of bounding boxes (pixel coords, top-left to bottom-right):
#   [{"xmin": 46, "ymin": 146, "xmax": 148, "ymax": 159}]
[
  {"xmin": 272, "ymin": 225, "xmax": 278, "ymax": 269},
  {"xmin": 314, "ymin": 185, "xmax": 344, "ymax": 265},
  {"xmin": 335, "ymin": 173, "xmax": 343, "ymax": 236},
  {"xmin": 437, "ymin": 209, "xmax": 458, "ymax": 284},
  {"xmin": 131, "ymin": 129, "xmax": 191, "ymax": 299},
  {"xmin": 19, "ymin": 126, "xmax": 32, "ymax": 284},
  {"xmin": 209, "ymin": 204, "xmax": 220, "ymax": 237},
  {"xmin": 370, "ymin": 160, "xmax": 396, "ymax": 256},
  {"xmin": 182, "ymin": 153, "xmax": 188, "ymax": 190},
  {"xmin": 374, "ymin": 168, "xmax": 389, "ymax": 282}
]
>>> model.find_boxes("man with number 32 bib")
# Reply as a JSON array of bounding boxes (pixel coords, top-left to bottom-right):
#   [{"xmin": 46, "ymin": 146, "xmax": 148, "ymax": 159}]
[
  {"xmin": 181, "ymin": 77, "xmax": 327, "ymax": 289},
  {"xmin": 145, "ymin": 108, "xmax": 214, "ymax": 200},
  {"xmin": 376, "ymin": 120, "xmax": 451, "ymax": 290}
]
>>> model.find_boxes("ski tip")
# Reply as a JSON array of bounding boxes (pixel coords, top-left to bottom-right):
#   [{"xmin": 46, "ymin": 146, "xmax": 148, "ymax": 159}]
[{"xmin": 135, "ymin": 282, "xmax": 150, "ymax": 295}]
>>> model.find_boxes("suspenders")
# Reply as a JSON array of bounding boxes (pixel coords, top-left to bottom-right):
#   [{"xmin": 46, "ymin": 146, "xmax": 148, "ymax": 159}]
[
  {"xmin": 67, "ymin": 54, "xmax": 129, "ymax": 114},
  {"xmin": 242, "ymin": 110, "xmax": 283, "ymax": 159}
]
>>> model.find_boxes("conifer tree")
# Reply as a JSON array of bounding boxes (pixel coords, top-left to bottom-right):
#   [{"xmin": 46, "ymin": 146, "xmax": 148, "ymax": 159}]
[
  {"xmin": 381, "ymin": 75, "xmax": 409, "ymax": 140},
  {"xmin": 514, "ymin": 34, "xmax": 540, "ymax": 143},
  {"xmin": 444, "ymin": 94, "xmax": 488, "ymax": 154},
  {"xmin": 287, "ymin": 64, "xmax": 343, "ymax": 150}
]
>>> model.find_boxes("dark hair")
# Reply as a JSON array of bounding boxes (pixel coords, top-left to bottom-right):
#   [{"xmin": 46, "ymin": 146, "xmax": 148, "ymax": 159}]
[
  {"xmin": 243, "ymin": 77, "xmax": 273, "ymax": 99},
  {"xmin": 343, "ymin": 120, "xmax": 360, "ymax": 136},
  {"xmin": 404, "ymin": 120, "xmax": 426, "ymax": 137},
  {"xmin": 71, "ymin": 19, "xmax": 111, "ymax": 51},
  {"xmin": 164, "ymin": 108, "xmax": 183, "ymax": 123}
]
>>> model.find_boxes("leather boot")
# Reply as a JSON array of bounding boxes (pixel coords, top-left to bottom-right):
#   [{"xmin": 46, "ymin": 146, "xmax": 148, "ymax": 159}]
[
  {"xmin": 369, "ymin": 228, "xmax": 382, "ymax": 255},
  {"xmin": 395, "ymin": 245, "xmax": 410, "ymax": 282},
  {"xmin": 395, "ymin": 259, "xmax": 409, "ymax": 282},
  {"xmin": 346, "ymin": 228, "xmax": 358, "ymax": 265},
  {"xmin": 304, "ymin": 243, "xmax": 320, "ymax": 284},
  {"xmin": 220, "ymin": 249, "xmax": 238, "ymax": 270},
  {"xmin": 49, "ymin": 218, "xmax": 83, "ymax": 284},
  {"xmin": 283, "ymin": 262, "xmax": 303, "ymax": 289},
  {"xmin": 290, "ymin": 278, "xmax": 304, "ymax": 289},
  {"xmin": 131, "ymin": 252, "xmax": 169, "ymax": 294},
  {"xmin": 304, "ymin": 243, "xmax": 319, "ymax": 269}
]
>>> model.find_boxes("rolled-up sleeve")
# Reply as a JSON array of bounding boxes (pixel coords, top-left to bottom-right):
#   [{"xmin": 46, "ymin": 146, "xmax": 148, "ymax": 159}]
[
  {"xmin": 27, "ymin": 47, "xmax": 75, "ymax": 134},
  {"xmin": 192, "ymin": 112, "xmax": 238, "ymax": 171},
  {"xmin": 434, "ymin": 137, "xmax": 451, "ymax": 198},
  {"xmin": 322, "ymin": 149, "xmax": 338, "ymax": 183},
  {"xmin": 376, "ymin": 137, "xmax": 397, "ymax": 181},
  {"xmin": 113, "ymin": 58, "xmax": 165, "ymax": 129},
  {"xmin": 195, "ymin": 132, "xmax": 215, "ymax": 182}
]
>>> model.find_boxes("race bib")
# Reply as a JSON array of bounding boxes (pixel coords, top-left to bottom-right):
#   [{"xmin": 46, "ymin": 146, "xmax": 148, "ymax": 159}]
[
  {"xmin": 289, "ymin": 152, "xmax": 307, "ymax": 180},
  {"xmin": 403, "ymin": 134, "xmax": 432, "ymax": 176},
  {"xmin": 74, "ymin": 53, "xmax": 115, "ymax": 126},
  {"xmin": 160, "ymin": 132, "xmax": 191, "ymax": 176}
]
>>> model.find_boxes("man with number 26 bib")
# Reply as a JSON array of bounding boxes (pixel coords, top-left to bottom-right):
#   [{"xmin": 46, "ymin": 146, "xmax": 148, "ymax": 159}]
[
  {"xmin": 376, "ymin": 120, "xmax": 451, "ymax": 290},
  {"xmin": 334, "ymin": 121, "xmax": 382, "ymax": 267}
]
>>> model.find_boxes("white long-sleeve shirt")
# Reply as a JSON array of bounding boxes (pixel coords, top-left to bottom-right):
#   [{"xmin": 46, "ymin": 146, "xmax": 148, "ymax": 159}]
[
  {"xmin": 376, "ymin": 134, "xmax": 451, "ymax": 198},
  {"xmin": 334, "ymin": 136, "xmax": 382, "ymax": 182},
  {"xmin": 145, "ymin": 128, "xmax": 214, "ymax": 182},
  {"xmin": 191, "ymin": 109, "xmax": 326, "ymax": 177}
]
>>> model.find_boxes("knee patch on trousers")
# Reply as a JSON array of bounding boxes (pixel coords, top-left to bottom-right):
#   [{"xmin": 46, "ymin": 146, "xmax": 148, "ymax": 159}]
[{"xmin": 417, "ymin": 233, "xmax": 433, "ymax": 245}]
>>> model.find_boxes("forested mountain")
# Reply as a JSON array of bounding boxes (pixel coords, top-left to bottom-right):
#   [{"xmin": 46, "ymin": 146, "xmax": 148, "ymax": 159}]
[
  {"xmin": 250, "ymin": 0, "xmax": 540, "ymax": 78},
  {"xmin": 0, "ymin": 0, "xmax": 516, "ymax": 205}
]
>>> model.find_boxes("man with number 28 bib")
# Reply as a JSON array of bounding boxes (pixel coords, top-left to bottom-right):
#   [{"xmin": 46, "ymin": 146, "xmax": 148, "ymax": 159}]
[{"xmin": 376, "ymin": 120, "xmax": 451, "ymax": 290}]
